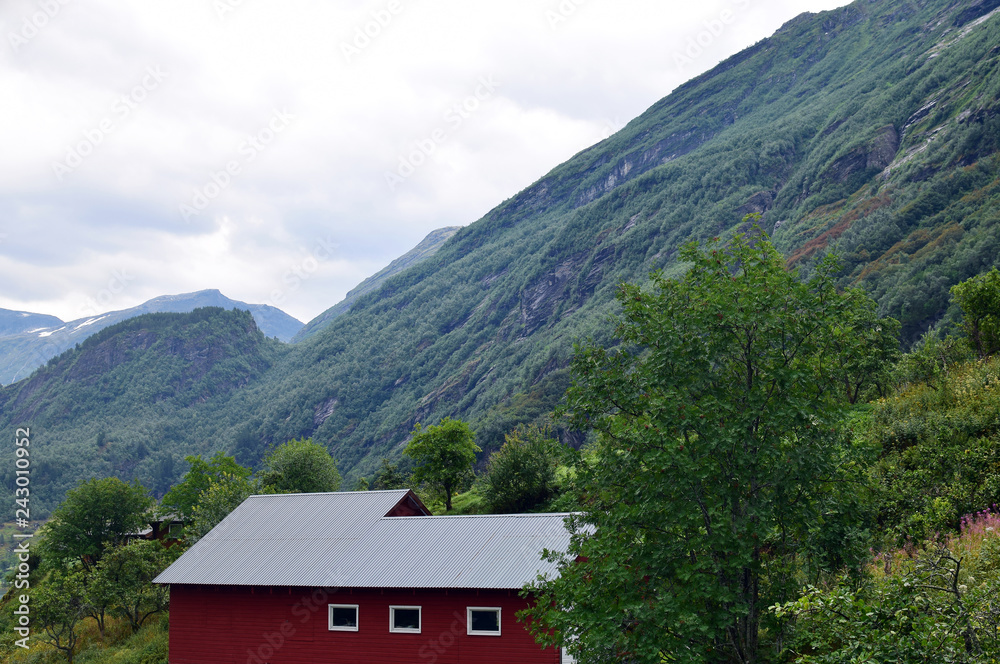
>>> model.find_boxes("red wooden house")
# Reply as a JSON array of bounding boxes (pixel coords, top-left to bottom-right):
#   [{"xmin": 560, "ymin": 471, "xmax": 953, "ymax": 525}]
[{"xmin": 155, "ymin": 489, "xmax": 574, "ymax": 664}]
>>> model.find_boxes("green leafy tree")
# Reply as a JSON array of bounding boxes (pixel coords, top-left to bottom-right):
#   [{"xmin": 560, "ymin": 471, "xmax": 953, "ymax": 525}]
[
  {"xmin": 160, "ymin": 451, "xmax": 251, "ymax": 521},
  {"xmin": 523, "ymin": 229, "xmax": 899, "ymax": 664},
  {"xmin": 188, "ymin": 473, "xmax": 261, "ymax": 542},
  {"xmin": 952, "ymin": 268, "xmax": 1000, "ymax": 358},
  {"xmin": 891, "ymin": 331, "xmax": 973, "ymax": 390},
  {"xmin": 40, "ymin": 478, "xmax": 154, "ymax": 571},
  {"xmin": 830, "ymin": 288, "xmax": 901, "ymax": 403},
  {"xmin": 88, "ymin": 539, "xmax": 177, "ymax": 634},
  {"xmin": 776, "ymin": 513, "xmax": 1000, "ymax": 663},
  {"xmin": 776, "ymin": 565, "xmax": 977, "ymax": 663},
  {"xmin": 372, "ymin": 458, "xmax": 410, "ymax": 490},
  {"xmin": 259, "ymin": 437, "xmax": 341, "ymax": 494},
  {"xmin": 481, "ymin": 425, "xmax": 567, "ymax": 513},
  {"xmin": 405, "ymin": 417, "xmax": 480, "ymax": 511},
  {"xmin": 33, "ymin": 571, "xmax": 88, "ymax": 663}
]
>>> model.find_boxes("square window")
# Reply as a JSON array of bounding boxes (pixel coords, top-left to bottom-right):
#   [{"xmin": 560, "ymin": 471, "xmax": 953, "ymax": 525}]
[
  {"xmin": 329, "ymin": 604, "xmax": 359, "ymax": 631},
  {"xmin": 389, "ymin": 606, "xmax": 421, "ymax": 633},
  {"xmin": 467, "ymin": 607, "xmax": 501, "ymax": 636}
]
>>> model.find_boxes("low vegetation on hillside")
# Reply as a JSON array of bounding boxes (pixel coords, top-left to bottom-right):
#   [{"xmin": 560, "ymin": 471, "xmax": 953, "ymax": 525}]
[
  {"xmin": 5, "ymin": 229, "xmax": 998, "ymax": 662},
  {"xmin": 3, "ymin": 0, "xmax": 1000, "ymax": 512}
]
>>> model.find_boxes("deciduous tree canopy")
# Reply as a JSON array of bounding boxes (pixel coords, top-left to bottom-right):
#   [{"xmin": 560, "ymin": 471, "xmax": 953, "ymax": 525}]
[
  {"xmin": 405, "ymin": 417, "xmax": 479, "ymax": 511},
  {"xmin": 952, "ymin": 267, "xmax": 1000, "ymax": 358},
  {"xmin": 259, "ymin": 437, "xmax": 341, "ymax": 495},
  {"xmin": 40, "ymin": 477, "xmax": 153, "ymax": 570},
  {"xmin": 523, "ymin": 228, "xmax": 899, "ymax": 664},
  {"xmin": 160, "ymin": 451, "xmax": 252, "ymax": 521}
]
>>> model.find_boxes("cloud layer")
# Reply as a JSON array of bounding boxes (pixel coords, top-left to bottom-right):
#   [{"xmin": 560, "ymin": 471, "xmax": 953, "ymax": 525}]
[{"xmin": 0, "ymin": 0, "xmax": 848, "ymax": 323}]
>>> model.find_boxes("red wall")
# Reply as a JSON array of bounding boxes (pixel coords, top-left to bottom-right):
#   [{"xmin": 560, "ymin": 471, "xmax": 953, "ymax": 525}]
[{"xmin": 168, "ymin": 585, "xmax": 560, "ymax": 664}]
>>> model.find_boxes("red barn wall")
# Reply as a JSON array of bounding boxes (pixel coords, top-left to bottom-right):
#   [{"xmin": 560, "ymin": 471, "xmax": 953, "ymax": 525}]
[{"xmin": 168, "ymin": 585, "xmax": 560, "ymax": 664}]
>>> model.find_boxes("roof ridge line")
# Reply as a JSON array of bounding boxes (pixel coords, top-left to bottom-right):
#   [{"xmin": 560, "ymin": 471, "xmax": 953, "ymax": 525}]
[{"xmin": 382, "ymin": 512, "xmax": 576, "ymax": 519}]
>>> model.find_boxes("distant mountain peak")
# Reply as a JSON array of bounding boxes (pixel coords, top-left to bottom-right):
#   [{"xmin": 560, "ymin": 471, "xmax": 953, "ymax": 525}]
[{"xmin": 0, "ymin": 292, "xmax": 303, "ymax": 386}]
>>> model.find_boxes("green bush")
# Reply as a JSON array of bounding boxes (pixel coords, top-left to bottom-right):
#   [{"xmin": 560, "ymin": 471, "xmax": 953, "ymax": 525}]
[{"xmin": 480, "ymin": 425, "xmax": 566, "ymax": 514}]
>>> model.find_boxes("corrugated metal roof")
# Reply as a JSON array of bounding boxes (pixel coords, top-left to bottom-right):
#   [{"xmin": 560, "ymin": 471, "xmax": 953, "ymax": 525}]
[{"xmin": 155, "ymin": 490, "xmax": 573, "ymax": 590}]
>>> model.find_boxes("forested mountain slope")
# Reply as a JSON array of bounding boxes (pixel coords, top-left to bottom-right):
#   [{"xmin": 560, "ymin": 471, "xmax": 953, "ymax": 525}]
[
  {"xmin": 244, "ymin": 0, "xmax": 1000, "ymax": 475},
  {"xmin": 2, "ymin": 0, "xmax": 999, "ymax": 504},
  {"xmin": 0, "ymin": 289, "xmax": 302, "ymax": 386},
  {"xmin": 0, "ymin": 308, "xmax": 285, "ymax": 512}
]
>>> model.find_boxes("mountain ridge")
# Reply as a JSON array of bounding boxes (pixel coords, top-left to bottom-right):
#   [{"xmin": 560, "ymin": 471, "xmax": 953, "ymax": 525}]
[
  {"xmin": 0, "ymin": 309, "xmax": 64, "ymax": 338},
  {"xmin": 1, "ymin": 0, "xmax": 999, "ymax": 507},
  {"xmin": 292, "ymin": 226, "xmax": 462, "ymax": 343},
  {"xmin": 0, "ymin": 290, "xmax": 302, "ymax": 386}
]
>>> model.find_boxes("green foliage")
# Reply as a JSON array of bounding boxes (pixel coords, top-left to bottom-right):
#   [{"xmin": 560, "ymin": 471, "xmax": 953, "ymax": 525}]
[
  {"xmin": 0, "ymin": 602, "xmax": 170, "ymax": 664},
  {"xmin": 523, "ymin": 229, "xmax": 898, "ymax": 663},
  {"xmin": 259, "ymin": 437, "xmax": 341, "ymax": 494},
  {"xmin": 2, "ymin": 0, "xmax": 1000, "ymax": 519},
  {"xmin": 892, "ymin": 332, "xmax": 975, "ymax": 390},
  {"xmin": 371, "ymin": 459, "xmax": 410, "ymax": 491},
  {"xmin": 73, "ymin": 614, "xmax": 169, "ymax": 664},
  {"xmin": 830, "ymin": 289, "xmax": 902, "ymax": 403},
  {"xmin": 40, "ymin": 479, "xmax": 153, "ymax": 571},
  {"xmin": 0, "ymin": 307, "xmax": 285, "ymax": 516},
  {"xmin": 32, "ymin": 570, "xmax": 88, "ymax": 663},
  {"xmin": 952, "ymin": 268, "xmax": 1000, "ymax": 358},
  {"xmin": 0, "ymin": 486, "xmax": 175, "ymax": 664},
  {"xmin": 405, "ymin": 417, "xmax": 480, "ymax": 511},
  {"xmin": 159, "ymin": 452, "xmax": 251, "ymax": 521},
  {"xmin": 87, "ymin": 541, "xmax": 176, "ymax": 635},
  {"xmin": 867, "ymin": 354, "xmax": 1000, "ymax": 543},
  {"xmin": 776, "ymin": 510, "xmax": 1000, "ymax": 663},
  {"xmin": 480, "ymin": 425, "xmax": 569, "ymax": 514},
  {"xmin": 188, "ymin": 473, "xmax": 262, "ymax": 543}
]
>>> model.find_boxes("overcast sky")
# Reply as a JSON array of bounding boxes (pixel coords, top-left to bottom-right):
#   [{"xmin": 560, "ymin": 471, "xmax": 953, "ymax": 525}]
[{"xmin": 0, "ymin": 0, "xmax": 849, "ymax": 324}]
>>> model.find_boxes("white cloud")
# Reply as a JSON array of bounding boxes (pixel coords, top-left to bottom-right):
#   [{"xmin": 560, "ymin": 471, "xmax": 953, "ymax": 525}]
[{"xmin": 0, "ymin": 0, "xmax": 849, "ymax": 323}]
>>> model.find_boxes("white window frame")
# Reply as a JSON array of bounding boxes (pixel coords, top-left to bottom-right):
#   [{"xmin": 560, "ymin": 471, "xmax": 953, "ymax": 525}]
[
  {"xmin": 328, "ymin": 604, "xmax": 359, "ymax": 632},
  {"xmin": 466, "ymin": 606, "xmax": 502, "ymax": 636},
  {"xmin": 389, "ymin": 605, "xmax": 422, "ymax": 634}
]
